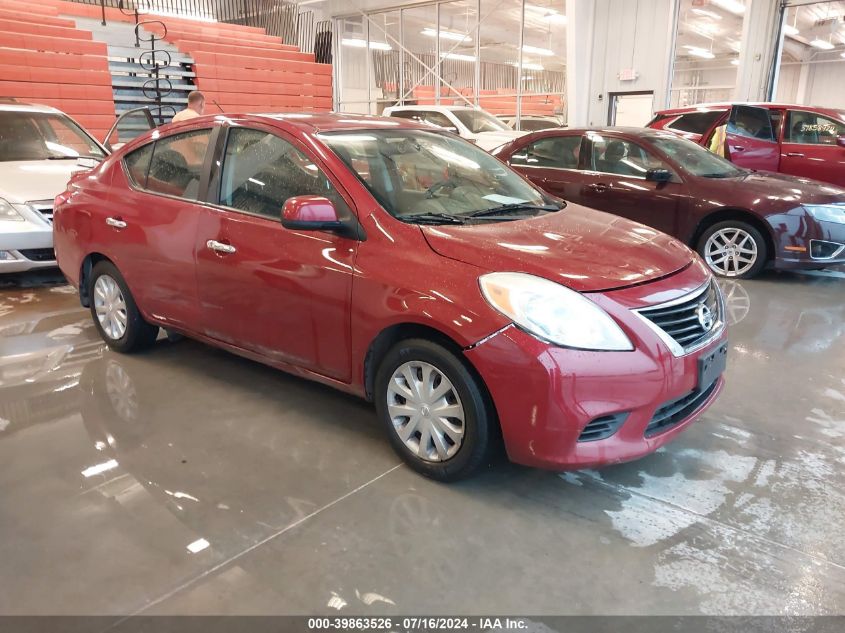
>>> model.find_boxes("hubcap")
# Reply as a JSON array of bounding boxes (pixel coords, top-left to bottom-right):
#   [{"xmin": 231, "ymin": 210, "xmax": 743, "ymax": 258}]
[
  {"xmin": 94, "ymin": 274, "xmax": 128, "ymax": 341},
  {"xmin": 704, "ymin": 228, "xmax": 758, "ymax": 277},
  {"xmin": 386, "ymin": 361, "xmax": 465, "ymax": 462}
]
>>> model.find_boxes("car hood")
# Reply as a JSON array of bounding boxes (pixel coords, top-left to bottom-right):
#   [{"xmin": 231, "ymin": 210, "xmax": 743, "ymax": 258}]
[
  {"xmin": 473, "ymin": 130, "xmax": 527, "ymax": 150},
  {"xmin": 703, "ymin": 170, "xmax": 845, "ymax": 206},
  {"xmin": 0, "ymin": 160, "xmax": 92, "ymax": 203},
  {"xmin": 421, "ymin": 205, "xmax": 694, "ymax": 293}
]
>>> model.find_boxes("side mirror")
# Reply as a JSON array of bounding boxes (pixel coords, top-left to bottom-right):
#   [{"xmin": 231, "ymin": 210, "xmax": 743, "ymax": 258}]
[
  {"xmin": 281, "ymin": 195, "xmax": 341, "ymax": 231},
  {"xmin": 837, "ymin": 135, "xmax": 845, "ymax": 148},
  {"xmin": 646, "ymin": 168, "xmax": 672, "ymax": 183}
]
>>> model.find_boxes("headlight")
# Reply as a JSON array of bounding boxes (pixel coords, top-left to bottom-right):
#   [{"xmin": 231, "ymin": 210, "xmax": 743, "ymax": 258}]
[
  {"xmin": 805, "ymin": 204, "xmax": 845, "ymax": 224},
  {"xmin": 0, "ymin": 198, "xmax": 24, "ymax": 222},
  {"xmin": 479, "ymin": 272, "xmax": 634, "ymax": 351}
]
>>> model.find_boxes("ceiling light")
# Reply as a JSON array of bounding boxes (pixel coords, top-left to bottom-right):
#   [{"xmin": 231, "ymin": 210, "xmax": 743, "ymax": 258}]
[
  {"xmin": 341, "ymin": 38, "xmax": 392, "ymax": 50},
  {"xmin": 440, "ymin": 52, "xmax": 477, "ymax": 62},
  {"xmin": 711, "ymin": 0, "xmax": 745, "ymax": 15},
  {"xmin": 513, "ymin": 61, "xmax": 545, "ymax": 70},
  {"xmin": 692, "ymin": 9, "xmax": 722, "ymax": 20},
  {"xmin": 783, "ymin": 24, "xmax": 799, "ymax": 36},
  {"xmin": 684, "ymin": 45, "xmax": 715, "ymax": 59},
  {"xmin": 841, "ymin": 51, "xmax": 845, "ymax": 58},
  {"xmin": 522, "ymin": 45, "xmax": 554, "ymax": 56},
  {"xmin": 731, "ymin": 59, "xmax": 739, "ymax": 65},
  {"xmin": 692, "ymin": 22, "xmax": 721, "ymax": 36},
  {"xmin": 421, "ymin": 27, "xmax": 471, "ymax": 42},
  {"xmin": 809, "ymin": 38, "xmax": 834, "ymax": 50},
  {"xmin": 544, "ymin": 11, "xmax": 567, "ymax": 24}
]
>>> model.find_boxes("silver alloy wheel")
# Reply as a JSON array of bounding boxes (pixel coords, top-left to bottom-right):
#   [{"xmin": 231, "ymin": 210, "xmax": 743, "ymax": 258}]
[
  {"xmin": 386, "ymin": 361, "xmax": 465, "ymax": 462},
  {"xmin": 93, "ymin": 274, "xmax": 128, "ymax": 341},
  {"xmin": 704, "ymin": 227, "xmax": 758, "ymax": 277}
]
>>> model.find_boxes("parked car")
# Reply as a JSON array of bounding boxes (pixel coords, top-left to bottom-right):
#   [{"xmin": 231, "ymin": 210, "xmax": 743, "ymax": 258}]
[
  {"xmin": 647, "ymin": 102, "xmax": 845, "ymax": 188},
  {"xmin": 54, "ymin": 113, "xmax": 727, "ymax": 481},
  {"xmin": 0, "ymin": 102, "xmax": 108, "ymax": 273},
  {"xmin": 500, "ymin": 115, "xmax": 565, "ymax": 132},
  {"xmin": 382, "ymin": 105, "xmax": 525, "ymax": 151},
  {"xmin": 493, "ymin": 127, "xmax": 845, "ymax": 278}
]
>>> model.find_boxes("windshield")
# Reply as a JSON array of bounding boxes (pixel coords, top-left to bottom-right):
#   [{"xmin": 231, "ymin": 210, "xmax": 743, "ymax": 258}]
[
  {"xmin": 650, "ymin": 134, "xmax": 744, "ymax": 178},
  {"xmin": 319, "ymin": 130, "xmax": 554, "ymax": 223},
  {"xmin": 452, "ymin": 110, "xmax": 510, "ymax": 134},
  {"xmin": 0, "ymin": 111, "xmax": 106, "ymax": 162}
]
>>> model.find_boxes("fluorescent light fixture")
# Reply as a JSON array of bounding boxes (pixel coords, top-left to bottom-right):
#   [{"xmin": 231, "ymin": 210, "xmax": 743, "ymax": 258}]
[
  {"xmin": 81, "ymin": 459, "xmax": 119, "ymax": 478},
  {"xmin": 684, "ymin": 45, "xmax": 716, "ymax": 59},
  {"xmin": 440, "ymin": 52, "xmax": 477, "ymax": 62},
  {"xmin": 522, "ymin": 45, "xmax": 554, "ymax": 56},
  {"xmin": 731, "ymin": 59, "xmax": 740, "ymax": 65},
  {"xmin": 421, "ymin": 27, "xmax": 470, "ymax": 42},
  {"xmin": 711, "ymin": 0, "xmax": 745, "ymax": 15},
  {"xmin": 809, "ymin": 38, "xmax": 834, "ymax": 50},
  {"xmin": 186, "ymin": 538, "xmax": 210, "ymax": 554},
  {"xmin": 544, "ymin": 11, "xmax": 567, "ymax": 24},
  {"xmin": 782, "ymin": 24, "xmax": 799, "ymax": 36},
  {"xmin": 841, "ymin": 51, "xmax": 845, "ymax": 58},
  {"xmin": 341, "ymin": 38, "xmax": 392, "ymax": 50},
  {"xmin": 692, "ymin": 8, "xmax": 722, "ymax": 20},
  {"xmin": 513, "ymin": 61, "xmax": 545, "ymax": 70}
]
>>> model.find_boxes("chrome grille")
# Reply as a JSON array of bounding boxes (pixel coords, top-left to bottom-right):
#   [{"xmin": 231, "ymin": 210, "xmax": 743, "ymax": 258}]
[
  {"xmin": 27, "ymin": 199, "xmax": 54, "ymax": 223},
  {"xmin": 635, "ymin": 280, "xmax": 723, "ymax": 355}
]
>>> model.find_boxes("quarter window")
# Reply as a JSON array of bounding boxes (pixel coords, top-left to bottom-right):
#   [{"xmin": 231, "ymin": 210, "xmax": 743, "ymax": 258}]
[
  {"xmin": 145, "ymin": 128, "xmax": 212, "ymax": 200},
  {"xmin": 509, "ymin": 136, "xmax": 582, "ymax": 169},
  {"xmin": 727, "ymin": 106, "xmax": 775, "ymax": 142},
  {"xmin": 219, "ymin": 128, "xmax": 346, "ymax": 219},
  {"xmin": 588, "ymin": 137, "xmax": 670, "ymax": 177},
  {"xmin": 786, "ymin": 111, "xmax": 845, "ymax": 145}
]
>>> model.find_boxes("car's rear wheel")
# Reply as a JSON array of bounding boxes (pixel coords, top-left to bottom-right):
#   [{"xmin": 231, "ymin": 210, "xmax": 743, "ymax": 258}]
[
  {"xmin": 89, "ymin": 261, "xmax": 159, "ymax": 353},
  {"xmin": 375, "ymin": 338, "xmax": 497, "ymax": 482},
  {"xmin": 698, "ymin": 221, "xmax": 767, "ymax": 279}
]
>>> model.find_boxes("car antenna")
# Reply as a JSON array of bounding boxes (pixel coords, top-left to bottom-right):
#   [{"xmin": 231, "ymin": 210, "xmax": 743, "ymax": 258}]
[{"xmin": 212, "ymin": 100, "xmax": 224, "ymax": 113}]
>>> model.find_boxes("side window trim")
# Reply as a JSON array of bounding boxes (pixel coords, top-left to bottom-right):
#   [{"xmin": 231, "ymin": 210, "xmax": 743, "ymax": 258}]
[{"xmin": 209, "ymin": 124, "xmax": 358, "ymax": 222}]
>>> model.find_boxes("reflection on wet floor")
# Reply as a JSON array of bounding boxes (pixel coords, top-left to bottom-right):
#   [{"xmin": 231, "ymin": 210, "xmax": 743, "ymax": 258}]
[{"xmin": 0, "ymin": 269, "xmax": 844, "ymax": 616}]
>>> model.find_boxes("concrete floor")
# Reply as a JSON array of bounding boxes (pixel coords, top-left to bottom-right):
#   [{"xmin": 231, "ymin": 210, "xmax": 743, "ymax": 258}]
[{"xmin": 1, "ymin": 268, "xmax": 844, "ymax": 617}]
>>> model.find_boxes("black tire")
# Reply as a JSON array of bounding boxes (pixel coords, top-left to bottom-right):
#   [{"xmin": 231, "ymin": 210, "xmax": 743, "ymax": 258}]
[
  {"xmin": 374, "ymin": 338, "xmax": 498, "ymax": 482},
  {"xmin": 88, "ymin": 261, "xmax": 159, "ymax": 353},
  {"xmin": 697, "ymin": 220, "xmax": 768, "ymax": 279}
]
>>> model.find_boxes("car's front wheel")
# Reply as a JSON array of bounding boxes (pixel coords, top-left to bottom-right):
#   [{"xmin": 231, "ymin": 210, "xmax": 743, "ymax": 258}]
[
  {"xmin": 89, "ymin": 261, "xmax": 159, "ymax": 353},
  {"xmin": 375, "ymin": 338, "xmax": 497, "ymax": 482},
  {"xmin": 698, "ymin": 220, "xmax": 768, "ymax": 279}
]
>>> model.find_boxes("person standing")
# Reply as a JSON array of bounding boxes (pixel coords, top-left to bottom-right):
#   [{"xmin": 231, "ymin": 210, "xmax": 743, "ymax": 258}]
[{"xmin": 172, "ymin": 91, "xmax": 206, "ymax": 122}]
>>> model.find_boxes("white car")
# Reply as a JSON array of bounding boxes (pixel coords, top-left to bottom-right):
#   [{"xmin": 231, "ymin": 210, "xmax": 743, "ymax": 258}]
[
  {"xmin": 382, "ymin": 105, "xmax": 526, "ymax": 151},
  {"xmin": 0, "ymin": 102, "xmax": 108, "ymax": 273}
]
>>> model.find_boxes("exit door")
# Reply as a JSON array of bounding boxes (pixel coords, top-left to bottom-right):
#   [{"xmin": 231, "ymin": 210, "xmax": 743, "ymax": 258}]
[{"xmin": 609, "ymin": 92, "xmax": 655, "ymax": 126}]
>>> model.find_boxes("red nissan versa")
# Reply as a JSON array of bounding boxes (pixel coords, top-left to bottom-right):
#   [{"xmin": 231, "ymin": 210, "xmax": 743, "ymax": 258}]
[
  {"xmin": 53, "ymin": 113, "xmax": 728, "ymax": 481},
  {"xmin": 647, "ymin": 103, "xmax": 845, "ymax": 187}
]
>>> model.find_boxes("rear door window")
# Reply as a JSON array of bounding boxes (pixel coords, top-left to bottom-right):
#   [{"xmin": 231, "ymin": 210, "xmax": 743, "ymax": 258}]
[
  {"xmin": 666, "ymin": 111, "xmax": 725, "ymax": 135},
  {"xmin": 727, "ymin": 106, "xmax": 775, "ymax": 142},
  {"xmin": 145, "ymin": 128, "xmax": 212, "ymax": 200}
]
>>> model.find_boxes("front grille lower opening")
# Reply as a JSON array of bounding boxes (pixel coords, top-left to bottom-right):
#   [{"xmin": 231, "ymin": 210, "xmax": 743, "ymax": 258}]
[{"xmin": 578, "ymin": 412, "xmax": 629, "ymax": 442}]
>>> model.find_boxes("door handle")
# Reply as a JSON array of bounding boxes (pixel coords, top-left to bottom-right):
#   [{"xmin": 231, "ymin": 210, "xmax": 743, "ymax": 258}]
[
  {"xmin": 206, "ymin": 239, "xmax": 236, "ymax": 254},
  {"xmin": 729, "ymin": 145, "xmax": 746, "ymax": 152},
  {"xmin": 586, "ymin": 183, "xmax": 608, "ymax": 193},
  {"xmin": 105, "ymin": 217, "xmax": 126, "ymax": 229},
  {"xmin": 786, "ymin": 152, "xmax": 805, "ymax": 157}
]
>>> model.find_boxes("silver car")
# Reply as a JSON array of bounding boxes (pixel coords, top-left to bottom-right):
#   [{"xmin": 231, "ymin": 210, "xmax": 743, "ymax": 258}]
[{"xmin": 0, "ymin": 102, "xmax": 107, "ymax": 273}]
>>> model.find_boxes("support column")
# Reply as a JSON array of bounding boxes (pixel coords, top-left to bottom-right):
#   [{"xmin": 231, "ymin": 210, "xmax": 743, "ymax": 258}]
[
  {"xmin": 735, "ymin": 0, "xmax": 783, "ymax": 101},
  {"xmin": 564, "ymin": 0, "xmax": 594, "ymax": 126}
]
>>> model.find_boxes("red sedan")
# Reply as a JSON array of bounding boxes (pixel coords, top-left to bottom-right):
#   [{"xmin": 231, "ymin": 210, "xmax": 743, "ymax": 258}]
[
  {"xmin": 493, "ymin": 127, "xmax": 845, "ymax": 278},
  {"xmin": 53, "ymin": 113, "xmax": 727, "ymax": 481},
  {"xmin": 647, "ymin": 102, "xmax": 845, "ymax": 187}
]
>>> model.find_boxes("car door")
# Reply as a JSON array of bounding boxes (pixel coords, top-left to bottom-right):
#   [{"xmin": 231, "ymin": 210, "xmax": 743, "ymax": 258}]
[
  {"xmin": 724, "ymin": 105, "xmax": 780, "ymax": 171},
  {"xmin": 505, "ymin": 133, "xmax": 586, "ymax": 200},
  {"xmin": 194, "ymin": 124, "xmax": 356, "ymax": 381},
  {"xmin": 106, "ymin": 127, "xmax": 215, "ymax": 329},
  {"xmin": 576, "ymin": 133, "xmax": 686, "ymax": 236},
  {"xmin": 780, "ymin": 109, "xmax": 845, "ymax": 187}
]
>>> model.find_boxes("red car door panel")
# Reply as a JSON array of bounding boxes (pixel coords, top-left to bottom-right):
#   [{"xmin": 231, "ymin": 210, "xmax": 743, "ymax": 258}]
[
  {"xmin": 780, "ymin": 109, "xmax": 845, "ymax": 187},
  {"xmin": 194, "ymin": 125, "xmax": 356, "ymax": 381}
]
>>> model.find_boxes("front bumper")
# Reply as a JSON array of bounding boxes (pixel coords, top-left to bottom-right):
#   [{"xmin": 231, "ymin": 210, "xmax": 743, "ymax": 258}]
[
  {"xmin": 465, "ymin": 262, "xmax": 727, "ymax": 470},
  {"xmin": 0, "ymin": 222, "xmax": 56, "ymax": 273},
  {"xmin": 773, "ymin": 218, "xmax": 845, "ymax": 270}
]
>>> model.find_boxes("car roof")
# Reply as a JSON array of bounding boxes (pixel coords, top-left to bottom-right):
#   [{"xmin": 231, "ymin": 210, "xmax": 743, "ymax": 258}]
[
  {"xmin": 0, "ymin": 101, "xmax": 63, "ymax": 114},
  {"xmin": 656, "ymin": 102, "xmax": 845, "ymax": 117},
  {"xmin": 527, "ymin": 126, "xmax": 670, "ymax": 138}
]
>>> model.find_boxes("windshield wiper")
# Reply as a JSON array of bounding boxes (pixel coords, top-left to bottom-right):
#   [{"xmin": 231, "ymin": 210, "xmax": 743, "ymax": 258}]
[
  {"xmin": 467, "ymin": 202, "xmax": 562, "ymax": 218},
  {"xmin": 400, "ymin": 212, "xmax": 466, "ymax": 225}
]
